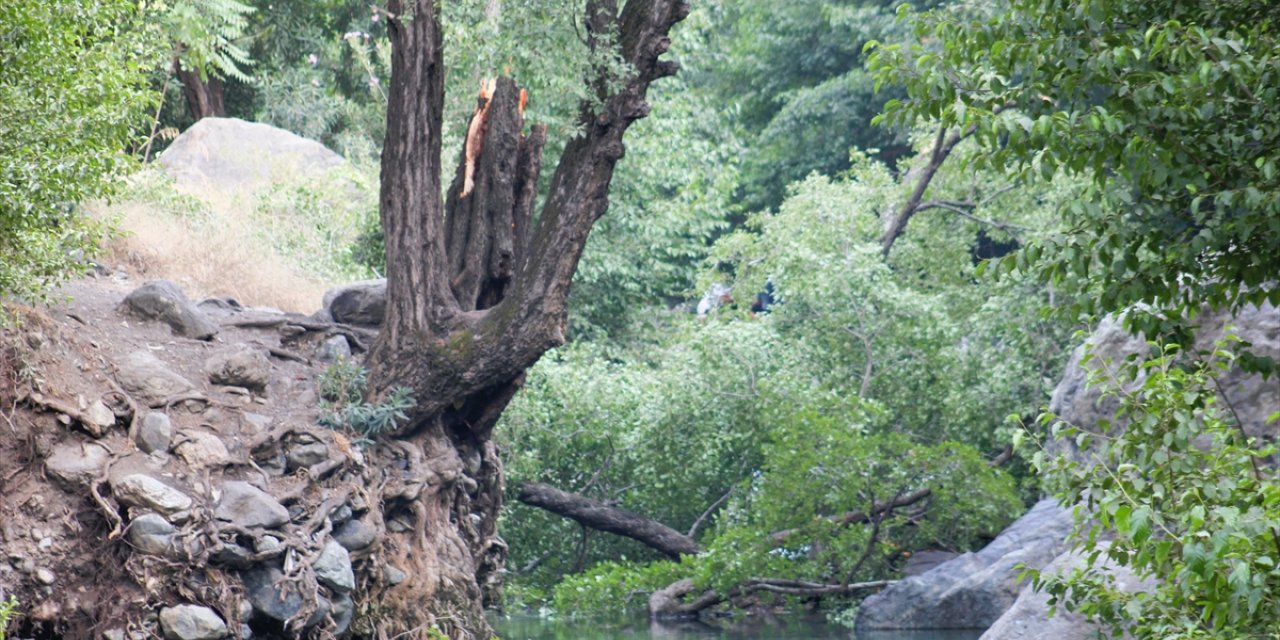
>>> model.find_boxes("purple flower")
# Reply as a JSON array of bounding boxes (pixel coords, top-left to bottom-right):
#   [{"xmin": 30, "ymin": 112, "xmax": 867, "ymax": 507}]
[
  {"xmin": 369, "ymin": 76, "xmax": 380, "ymax": 87},
  {"xmin": 371, "ymin": 12, "xmax": 380, "ymax": 22},
  {"xmin": 307, "ymin": 53, "xmax": 318, "ymax": 66}
]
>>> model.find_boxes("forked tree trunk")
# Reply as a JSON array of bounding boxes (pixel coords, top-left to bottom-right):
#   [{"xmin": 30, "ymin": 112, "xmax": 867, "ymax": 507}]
[
  {"xmin": 174, "ymin": 59, "xmax": 226, "ymax": 121},
  {"xmin": 359, "ymin": 1, "xmax": 690, "ymax": 637}
]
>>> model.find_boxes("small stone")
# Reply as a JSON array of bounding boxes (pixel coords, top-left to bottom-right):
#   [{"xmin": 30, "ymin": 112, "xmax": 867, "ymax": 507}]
[
  {"xmin": 35, "ymin": 567, "xmax": 56, "ymax": 585},
  {"xmin": 210, "ymin": 544, "xmax": 255, "ymax": 569},
  {"xmin": 112, "ymin": 474, "xmax": 193, "ymax": 516},
  {"xmin": 285, "ymin": 440, "xmax": 329, "ymax": 470},
  {"xmin": 331, "ymin": 593, "xmax": 354, "ymax": 635},
  {"xmin": 384, "ymin": 565, "xmax": 406, "ymax": 586},
  {"xmin": 174, "ymin": 430, "xmax": 230, "ymax": 468},
  {"xmin": 128, "ymin": 513, "xmax": 177, "ymax": 556},
  {"xmin": 45, "ymin": 441, "xmax": 111, "ymax": 490},
  {"xmin": 214, "ymin": 481, "xmax": 289, "ymax": 529},
  {"xmin": 104, "ymin": 629, "xmax": 126, "ymax": 640},
  {"xmin": 159, "ymin": 604, "xmax": 227, "ymax": 640},
  {"xmin": 332, "ymin": 519, "xmax": 376, "ymax": 551},
  {"xmin": 86, "ymin": 400, "xmax": 117, "ymax": 436},
  {"xmin": 205, "ymin": 345, "xmax": 272, "ymax": 394},
  {"xmin": 316, "ymin": 335, "xmax": 351, "ymax": 362},
  {"xmin": 240, "ymin": 413, "xmax": 271, "ymax": 434},
  {"xmin": 331, "ymin": 504, "xmax": 353, "ymax": 523},
  {"xmin": 30, "ymin": 527, "xmax": 45, "ymax": 540},
  {"xmin": 254, "ymin": 535, "xmax": 281, "ymax": 554},
  {"xmin": 312, "ymin": 540, "xmax": 355, "ymax": 592},
  {"xmin": 137, "ymin": 412, "xmax": 173, "ymax": 453}
]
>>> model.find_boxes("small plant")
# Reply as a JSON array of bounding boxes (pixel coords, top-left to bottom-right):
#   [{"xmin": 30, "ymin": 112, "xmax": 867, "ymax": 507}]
[
  {"xmin": 317, "ymin": 358, "xmax": 414, "ymax": 441},
  {"xmin": 0, "ymin": 594, "xmax": 19, "ymax": 640}
]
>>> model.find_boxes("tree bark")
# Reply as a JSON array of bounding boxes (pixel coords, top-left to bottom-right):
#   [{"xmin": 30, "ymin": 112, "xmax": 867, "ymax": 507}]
[
  {"xmin": 174, "ymin": 59, "xmax": 226, "ymax": 121},
  {"xmin": 517, "ymin": 482, "xmax": 701, "ymax": 559},
  {"xmin": 359, "ymin": 0, "xmax": 691, "ymax": 637}
]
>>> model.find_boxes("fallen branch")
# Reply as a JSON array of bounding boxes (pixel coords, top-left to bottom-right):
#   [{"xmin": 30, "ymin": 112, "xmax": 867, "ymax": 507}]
[{"xmin": 517, "ymin": 481, "xmax": 701, "ymax": 559}]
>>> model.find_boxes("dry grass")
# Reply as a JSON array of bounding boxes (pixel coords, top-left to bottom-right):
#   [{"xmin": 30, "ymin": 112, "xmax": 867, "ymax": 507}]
[
  {"xmin": 86, "ymin": 168, "xmax": 374, "ymax": 313},
  {"xmin": 100, "ymin": 200, "xmax": 330, "ymax": 312}
]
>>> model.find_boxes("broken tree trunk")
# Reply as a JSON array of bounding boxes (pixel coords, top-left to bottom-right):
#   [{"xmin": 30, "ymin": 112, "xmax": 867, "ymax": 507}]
[
  {"xmin": 358, "ymin": 0, "xmax": 691, "ymax": 637},
  {"xmin": 517, "ymin": 482, "xmax": 701, "ymax": 559}
]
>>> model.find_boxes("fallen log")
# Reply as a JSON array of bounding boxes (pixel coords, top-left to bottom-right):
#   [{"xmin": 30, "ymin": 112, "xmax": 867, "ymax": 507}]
[{"xmin": 516, "ymin": 481, "xmax": 701, "ymax": 559}]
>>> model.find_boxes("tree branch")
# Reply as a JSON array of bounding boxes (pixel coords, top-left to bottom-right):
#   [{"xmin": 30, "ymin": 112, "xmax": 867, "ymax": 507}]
[
  {"xmin": 517, "ymin": 482, "xmax": 700, "ymax": 559},
  {"xmin": 688, "ymin": 485, "xmax": 735, "ymax": 539}
]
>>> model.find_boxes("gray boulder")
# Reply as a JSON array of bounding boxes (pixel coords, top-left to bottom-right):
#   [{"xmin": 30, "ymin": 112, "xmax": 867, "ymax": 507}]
[
  {"xmin": 159, "ymin": 605, "xmax": 227, "ymax": 640},
  {"xmin": 121, "ymin": 280, "xmax": 219, "ymax": 340},
  {"xmin": 214, "ymin": 481, "xmax": 290, "ymax": 529},
  {"xmin": 980, "ymin": 543, "xmax": 1152, "ymax": 640},
  {"xmin": 856, "ymin": 499, "xmax": 1073, "ymax": 631},
  {"xmin": 112, "ymin": 474, "xmax": 193, "ymax": 517},
  {"xmin": 116, "ymin": 351, "xmax": 197, "ymax": 408},
  {"xmin": 313, "ymin": 540, "xmax": 356, "ymax": 592},
  {"xmin": 159, "ymin": 117, "xmax": 346, "ymax": 196},
  {"xmin": 45, "ymin": 441, "xmax": 111, "ymax": 490},
  {"xmin": 321, "ymin": 279, "xmax": 386, "ymax": 327},
  {"xmin": 1050, "ymin": 303, "xmax": 1280, "ymax": 461},
  {"xmin": 205, "ymin": 345, "xmax": 272, "ymax": 393},
  {"xmin": 137, "ymin": 412, "xmax": 173, "ymax": 453}
]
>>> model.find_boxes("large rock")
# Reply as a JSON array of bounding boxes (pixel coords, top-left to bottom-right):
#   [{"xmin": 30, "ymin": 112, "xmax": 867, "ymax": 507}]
[
  {"xmin": 855, "ymin": 499, "xmax": 1073, "ymax": 631},
  {"xmin": 1049, "ymin": 303, "xmax": 1280, "ymax": 461},
  {"xmin": 204, "ymin": 345, "xmax": 272, "ymax": 393},
  {"xmin": 116, "ymin": 351, "xmax": 197, "ymax": 408},
  {"xmin": 214, "ymin": 481, "xmax": 290, "ymax": 529},
  {"xmin": 321, "ymin": 279, "xmax": 386, "ymax": 327},
  {"xmin": 121, "ymin": 281, "xmax": 219, "ymax": 341},
  {"xmin": 159, "ymin": 117, "xmax": 346, "ymax": 196},
  {"xmin": 159, "ymin": 604, "xmax": 227, "ymax": 640},
  {"xmin": 112, "ymin": 474, "xmax": 193, "ymax": 517},
  {"xmin": 980, "ymin": 543, "xmax": 1153, "ymax": 640},
  {"xmin": 45, "ymin": 441, "xmax": 111, "ymax": 490}
]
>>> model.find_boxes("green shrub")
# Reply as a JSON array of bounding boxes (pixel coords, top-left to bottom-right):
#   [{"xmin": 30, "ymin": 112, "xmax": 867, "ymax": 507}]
[
  {"xmin": 1030, "ymin": 336, "xmax": 1280, "ymax": 638},
  {"xmin": 317, "ymin": 358, "xmax": 413, "ymax": 441}
]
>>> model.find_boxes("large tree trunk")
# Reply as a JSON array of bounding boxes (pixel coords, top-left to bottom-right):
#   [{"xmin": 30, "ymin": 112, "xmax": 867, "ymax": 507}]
[
  {"xmin": 359, "ymin": 1, "xmax": 690, "ymax": 637},
  {"xmin": 174, "ymin": 59, "xmax": 226, "ymax": 121}
]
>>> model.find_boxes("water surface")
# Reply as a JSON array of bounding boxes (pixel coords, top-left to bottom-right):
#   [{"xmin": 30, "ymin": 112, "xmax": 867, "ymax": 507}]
[{"xmin": 492, "ymin": 614, "xmax": 983, "ymax": 640}]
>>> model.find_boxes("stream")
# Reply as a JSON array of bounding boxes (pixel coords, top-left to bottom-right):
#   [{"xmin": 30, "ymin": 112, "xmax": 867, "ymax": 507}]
[{"xmin": 491, "ymin": 614, "xmax": 984, "ymax": 640}]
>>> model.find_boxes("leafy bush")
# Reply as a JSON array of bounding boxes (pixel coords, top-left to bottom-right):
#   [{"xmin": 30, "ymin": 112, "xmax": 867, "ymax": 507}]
[
  {"xmin": 0, "ymin": 0, "xmax": 156, "ymax": 299},
  {"xmin": 1030, "ymin": 337, "xmax": 1280, "ymax": 638}
]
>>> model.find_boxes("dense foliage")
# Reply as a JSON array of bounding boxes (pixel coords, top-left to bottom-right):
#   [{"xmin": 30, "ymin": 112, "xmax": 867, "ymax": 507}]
[
  {"xmin": 874, "ymin": 0, "xmax": 1280, "ymax": 634},
  {"xmin": 500, "ymin": 133, "xmax": 1073, "ymax": 613},
  {"xmin": 0, "ymin": 0, "xmax": 155, "ymax": 298},
  {"xmin": 870, "ymin": 0, "xmax": 1280, "ymax": 326}
]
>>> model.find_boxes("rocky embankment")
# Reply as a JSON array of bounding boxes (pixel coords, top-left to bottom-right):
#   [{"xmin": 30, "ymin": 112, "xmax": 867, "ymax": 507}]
[{"xmin": 0, "ymin": 272, "xmax": 396, "ymax": 639}]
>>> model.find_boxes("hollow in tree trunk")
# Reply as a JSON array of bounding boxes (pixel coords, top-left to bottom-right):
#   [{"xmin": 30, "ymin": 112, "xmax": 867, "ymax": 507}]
[{"xmin": 356, "ymin": 0, "xmax": 690, "ymax": 637}]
